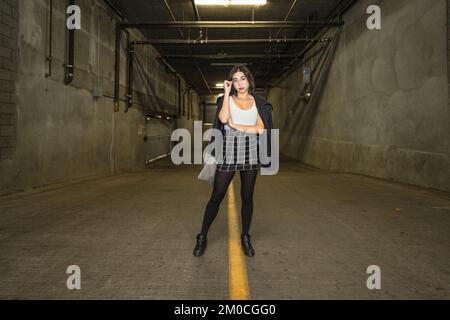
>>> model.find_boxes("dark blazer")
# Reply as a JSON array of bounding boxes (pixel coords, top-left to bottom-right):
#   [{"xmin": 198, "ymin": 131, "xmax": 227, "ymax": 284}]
[{"xmin": 212, "ymin": 94, "xmax": 274, "ymax": 168}]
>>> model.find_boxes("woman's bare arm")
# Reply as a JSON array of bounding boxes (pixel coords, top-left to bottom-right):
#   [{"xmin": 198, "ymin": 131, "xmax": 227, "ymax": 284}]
[
  {"xmin": 229, "ymin": 113, "xmax": 265, "ymax": 134},
  {"xmin": 218, "ymin": 93, "xmax": 231, "ymax": 124}
]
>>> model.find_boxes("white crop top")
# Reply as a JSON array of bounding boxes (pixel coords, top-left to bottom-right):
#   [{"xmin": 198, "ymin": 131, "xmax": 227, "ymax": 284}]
[{"xmin": 224, "ymin": 96, "xmax": 258, "ymax": 130}]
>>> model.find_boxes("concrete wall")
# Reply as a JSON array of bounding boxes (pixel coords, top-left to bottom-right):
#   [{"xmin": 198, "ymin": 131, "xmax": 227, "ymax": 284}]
[
  {"xmin": 269, "ymin": 0, "xmax": 450, "ymax": 191},
  {"xmin": 0, "ymin": 0, "xmax": 197, "ymax": 195},
  {"xmin": 176, "ymin": 89, "xmax": 202, "ymax": 138}
]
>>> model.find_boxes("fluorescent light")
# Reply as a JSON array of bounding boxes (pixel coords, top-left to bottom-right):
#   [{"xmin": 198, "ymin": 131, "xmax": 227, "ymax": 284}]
[
  {"xmin": 195, "ymin": 0, "xmax": 228, "ymax": 4},
  {"xmin": 215, "ymin": 83, "xmax": 224, "ymax": 88},
  {"xmin": 195, "ymin": 0, "xmax": 267, "ymax": 6},
  {"xmin": 211, "ymin": 62, "xmax": 249, "ymax": 66}
]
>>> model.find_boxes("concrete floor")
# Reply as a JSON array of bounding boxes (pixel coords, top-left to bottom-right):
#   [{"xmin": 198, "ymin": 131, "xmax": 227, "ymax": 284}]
[{"xmin": 0, "ymin": 156, "xmax": 449, "ymax": 299}]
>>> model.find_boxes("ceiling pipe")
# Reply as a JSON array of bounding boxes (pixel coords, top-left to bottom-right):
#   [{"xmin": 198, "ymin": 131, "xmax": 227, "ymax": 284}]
[
  {"xmin": 120, "ymin": 20, "xmax": 344, "ymax": 29},
  {"xmin": 102, "ymin": 0, "xmax": 124, "ymax": 19},
  {"xmin": 131, "ymin": 38, "xmax": 331, "ymax": 45},
  {"xmin": 191, "ymin": 0, "xmax": 201, "ymax": 21},
  {"xmin": 158, "ymin": 56, "xmax": 177, "ymax": 74},
  {"xmin": 164, "ymin": 54, "xmax": 299, "ymax": 59}
]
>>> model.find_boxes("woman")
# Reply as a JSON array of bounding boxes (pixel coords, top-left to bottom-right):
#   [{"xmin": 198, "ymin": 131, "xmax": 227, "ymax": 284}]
[{"xmin": 193, "ymin": 64, "xmax": 274, "ymax": 257}]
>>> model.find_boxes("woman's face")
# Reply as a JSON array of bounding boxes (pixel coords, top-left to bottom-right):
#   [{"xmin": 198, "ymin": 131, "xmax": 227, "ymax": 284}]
[{"xmin": 231, "ymin": 71, "xmax": 249, "ymax": 94}]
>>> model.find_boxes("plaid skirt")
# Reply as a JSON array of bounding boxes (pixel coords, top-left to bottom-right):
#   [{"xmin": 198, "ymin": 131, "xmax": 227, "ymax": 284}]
[{"xmin": 216, "ymin": 127, "xmax": 260, "ymax": 171}]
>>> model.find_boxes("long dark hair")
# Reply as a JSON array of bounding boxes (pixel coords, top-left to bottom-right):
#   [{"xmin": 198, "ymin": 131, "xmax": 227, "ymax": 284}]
[{"xmin": 228, "ymin": 64, "xmax": 256, "ymax": 96}]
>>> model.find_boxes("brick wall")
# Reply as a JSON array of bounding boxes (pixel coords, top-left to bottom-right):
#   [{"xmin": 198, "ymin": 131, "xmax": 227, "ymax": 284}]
[{"xmin": 0, "ymin": 0, "xmax": 17, "ymax": 160}]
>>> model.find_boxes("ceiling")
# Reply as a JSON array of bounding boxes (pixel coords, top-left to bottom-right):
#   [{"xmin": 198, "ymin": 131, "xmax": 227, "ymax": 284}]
[{"xmin": 107, "ymin": 0, "xmax": 356, "ymax": 96}]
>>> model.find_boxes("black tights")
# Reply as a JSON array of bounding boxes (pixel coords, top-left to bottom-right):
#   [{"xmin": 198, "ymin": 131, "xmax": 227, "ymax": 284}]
[{"xmin": 200, "ymin": 169, "xmax": 258, "ymax": 237}]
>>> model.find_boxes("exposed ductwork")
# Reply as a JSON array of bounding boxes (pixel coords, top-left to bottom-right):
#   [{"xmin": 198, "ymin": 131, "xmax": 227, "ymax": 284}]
[{"xmin": 108, "ymin": 0, "xmax": 358, "ymax": 103}]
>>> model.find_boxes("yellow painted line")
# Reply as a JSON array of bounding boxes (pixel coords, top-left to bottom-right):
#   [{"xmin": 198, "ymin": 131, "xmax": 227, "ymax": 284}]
[{"xmin": 228, "ymin": 179, "xmax": 251, "ymax": 300}]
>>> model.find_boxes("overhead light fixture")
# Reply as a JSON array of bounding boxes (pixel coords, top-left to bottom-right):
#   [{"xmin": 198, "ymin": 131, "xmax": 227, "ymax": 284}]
[
  {"xmin": 215, "ymin": 83, "xmax": 224, "ymax": 88},
  {"xmin": 195, "ymin": 0, "xmax": 267, "ymax": 6},
  {"xmin": 211, "ymin": 62, "xmax": 249, "ymax": 66}
]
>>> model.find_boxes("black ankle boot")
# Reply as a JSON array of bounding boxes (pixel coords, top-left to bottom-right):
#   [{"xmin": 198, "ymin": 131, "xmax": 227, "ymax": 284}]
[
  {"xmin": 193, "ymin": 233, "xmax": 207, "ymax": 256},
  {"xmin": 241, "ymin": 234, "xmax": 255, "ymax": 257}
]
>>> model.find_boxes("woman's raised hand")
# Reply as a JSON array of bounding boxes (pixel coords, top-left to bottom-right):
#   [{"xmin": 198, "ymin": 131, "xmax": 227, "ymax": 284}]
[{"xmin": 224, "ymin": 80, "xmax": 232, "ymax": 95}]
